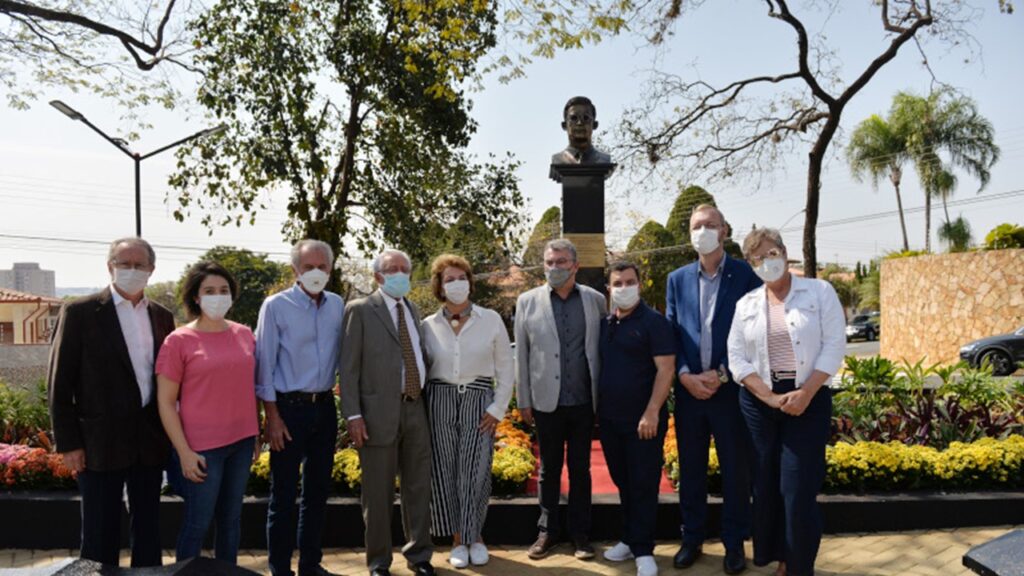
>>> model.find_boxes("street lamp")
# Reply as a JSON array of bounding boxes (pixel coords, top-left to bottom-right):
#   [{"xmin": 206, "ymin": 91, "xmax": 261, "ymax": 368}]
[{"xmin": 49, "ymin": 100, "xmax": 226, "ymax": 237}]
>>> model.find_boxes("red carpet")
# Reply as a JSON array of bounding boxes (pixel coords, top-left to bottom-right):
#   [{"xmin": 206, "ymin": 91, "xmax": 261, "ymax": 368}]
[{"xmin": 526, "ymin": 440, "xmax": 676, "ymax": 496}]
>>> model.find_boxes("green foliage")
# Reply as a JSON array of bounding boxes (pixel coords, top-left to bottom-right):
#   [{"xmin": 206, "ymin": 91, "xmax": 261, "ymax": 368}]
[
  {"xmin": 847, "ymin": 113, "xmax": 912, "ymax": 250},
  {"xmin": 145, "ymin": 281, "xmax": 186, "ymax": 325},
  {"xmin": 662, "ymin": 184, "xmax": 741, "ymax": 257},
  {"xmin": 983, "ymin": 223, "xmax": 1024, "ymax": 249},
  {"xmin": 521, "ymin": 206, "xmax": 561, "ymax": 268},
  {"xmin": 884, "ymin": 249, "xmax": 930, "ymax": 260},
  {"xmin": 180, "ymin": 246, "xmax": 291, "ymax": 329},
  {"xmin": 938, "ymin": 216, "xmax": 973, "ymax": 252},
  {"xmin": 857, "ymin": 260, "xmax": 880, "ymax": 311},
  {"xmin": 0, "ymin": 380, "xmax": 50, "ymax": 446},
  {"xmin": 626, "ymin": 220, "xmax": 690, "ymax": 309},
  {"xmin": 170, "ymin": 0, "xmax": 524, "ymax": 289}
]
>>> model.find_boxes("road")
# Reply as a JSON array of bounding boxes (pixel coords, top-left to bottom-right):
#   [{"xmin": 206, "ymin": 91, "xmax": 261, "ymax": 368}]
[{"xmin": 846, "ymin": 339, "xmax": 880, "ymax": 357}]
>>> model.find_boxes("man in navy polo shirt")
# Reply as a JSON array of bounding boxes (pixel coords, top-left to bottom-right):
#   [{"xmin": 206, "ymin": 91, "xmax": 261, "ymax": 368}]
[{"xmin": 598, "ymin": 261, "xmax": 676, "ymax": 576}]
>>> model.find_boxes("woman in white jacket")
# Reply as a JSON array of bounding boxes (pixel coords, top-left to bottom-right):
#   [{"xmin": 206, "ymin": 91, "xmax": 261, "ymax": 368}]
[{"xmin": 727, "ymin": 228, "xmax": 845, "ymax": 576}]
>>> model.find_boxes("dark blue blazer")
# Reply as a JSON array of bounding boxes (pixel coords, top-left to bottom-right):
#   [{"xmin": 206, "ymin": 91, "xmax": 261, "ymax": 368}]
[{"xmin": 665, "ymin": 255, "xmax": 762, "ymax": 378}]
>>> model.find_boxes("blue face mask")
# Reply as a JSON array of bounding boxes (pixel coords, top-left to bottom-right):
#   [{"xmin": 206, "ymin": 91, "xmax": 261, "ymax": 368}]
[{"xmin": 382, "ymin": 272, "xmax": 411, "ymax": 299}]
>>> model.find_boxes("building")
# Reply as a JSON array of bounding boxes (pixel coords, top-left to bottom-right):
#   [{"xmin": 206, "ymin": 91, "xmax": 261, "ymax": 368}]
[
  {"xmin": 0, "ymin": 263, "xmax": 56, "ymax": 298},
  {"xmin": 0, "ymin": 288, "xmax": 62, "ymax": 345}
]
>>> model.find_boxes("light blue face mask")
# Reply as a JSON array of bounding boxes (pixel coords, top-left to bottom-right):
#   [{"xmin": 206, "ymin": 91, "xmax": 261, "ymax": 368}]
[{"xmin": 382, "ymin": 272, "xmax": 411, "ymax": 299}]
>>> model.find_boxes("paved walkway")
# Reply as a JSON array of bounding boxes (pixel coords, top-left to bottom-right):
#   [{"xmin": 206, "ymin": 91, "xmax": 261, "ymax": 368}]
[{"xmin": 2, "ymin": 526, "xmax": 1018, "ymax": 575}]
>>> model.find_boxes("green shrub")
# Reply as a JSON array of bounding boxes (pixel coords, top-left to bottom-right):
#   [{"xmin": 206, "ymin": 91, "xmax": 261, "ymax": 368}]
[
  {"xmin": 0, "ymin": 380, "xmax": 50, "ymax": 446},
  {"xmin": 983, "ymin": 223, "xmax": 1024, "ymax": 250}
]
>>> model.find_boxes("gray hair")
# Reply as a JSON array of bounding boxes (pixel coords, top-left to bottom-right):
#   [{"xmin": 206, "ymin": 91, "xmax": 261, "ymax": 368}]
[
  {"xmin": 372, "ymin": 249, "xmax": 412, "ymax": 274},
  {"xmin": 742, "ymin": 228, "xmax": 786, "ymax": 258},
  {"xmin": 544, "ymin": 238, "xmax": 578, "ymax": 262},
  {"xmin": 291, "ymin": 239, "xmax": 335, "ymax": 269},
  {"xmin": 107, "ymin": 237, "xmax": 156, "ymax": 267}
]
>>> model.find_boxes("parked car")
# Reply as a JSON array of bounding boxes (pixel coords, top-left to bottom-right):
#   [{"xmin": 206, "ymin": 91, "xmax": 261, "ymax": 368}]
[
  {"xmin": 959, "ymin": 327, "xmax": 1024, "ymax": 376},
  {"xmin": 845, "ymin": 314, "xmax": 880, "ymax": 342}
]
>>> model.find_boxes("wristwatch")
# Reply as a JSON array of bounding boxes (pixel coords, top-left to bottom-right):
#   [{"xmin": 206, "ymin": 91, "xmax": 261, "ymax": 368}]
[{"xmin": 716, "ymin": 366, "xmax": 730, "ymax": 384}]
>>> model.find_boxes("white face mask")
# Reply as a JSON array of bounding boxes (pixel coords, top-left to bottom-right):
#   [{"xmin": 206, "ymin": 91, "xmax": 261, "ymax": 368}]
[
  {"xmin": 444, "ymin": 279, "xmax": 470, "ymax": 305},
  {"xmin": 113, "ymin": 268, "xmax": 150, "ymax": 296},
  {"xmin": 199, "ymin": 294, "xmax": 233, "ymax": 320},
  {"xmin": 691, "ymin": 226, "xmax": 720, "ymax": 256},
  {"xmin": 298, "ymin": 268, "xmax": 329, "ymax": 295},
  {"xmin": 754, "ymin": 257, "xmax": 787, "ymax": 283},
  {"xmin": 610, "ymin": 284, "xmax": 641, "ymax": 310}
]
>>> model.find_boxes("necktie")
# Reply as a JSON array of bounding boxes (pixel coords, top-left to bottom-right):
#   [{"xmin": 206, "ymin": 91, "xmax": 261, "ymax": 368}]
[{"xmin": 396, "ymin": 301, "xmax": 421, "ymax": 399}]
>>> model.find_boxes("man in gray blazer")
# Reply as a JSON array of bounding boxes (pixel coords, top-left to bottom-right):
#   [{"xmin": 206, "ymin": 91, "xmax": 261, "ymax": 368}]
[
  {"xmin": 514, "ymin": 238, "xmax": 607, "ymax": 561},
  {"xmin": 340, "ymin": 249, "xmax": 434, "ymax": 576}
]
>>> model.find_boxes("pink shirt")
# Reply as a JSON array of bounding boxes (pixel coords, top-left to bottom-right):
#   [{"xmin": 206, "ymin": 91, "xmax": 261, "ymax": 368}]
[
  {"xmin": 766, "ymin": 299, "xmax": 797, "ymax": 373},
  {"xmin": 156, "ymin": 322, "xmax": 259, "ymax": 452}
]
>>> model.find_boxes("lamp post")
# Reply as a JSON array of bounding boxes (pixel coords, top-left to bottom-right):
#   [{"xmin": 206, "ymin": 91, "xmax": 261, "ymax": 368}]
[{"xmin": 49, "ymin": 100, "xmax": 226, "ymax": 237}]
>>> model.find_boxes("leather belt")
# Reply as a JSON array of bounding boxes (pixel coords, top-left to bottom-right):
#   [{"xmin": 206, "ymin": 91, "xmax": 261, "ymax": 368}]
[
  {"xmin": 277, "ymin": 390, "xmax": 333, "ymax": 404},
  {"xmin": 771, "ymin": 370, "xmax": 797, "ymax": 382}
]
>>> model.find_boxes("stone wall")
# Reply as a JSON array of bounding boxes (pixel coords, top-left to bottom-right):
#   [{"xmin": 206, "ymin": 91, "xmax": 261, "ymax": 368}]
[
  {"xmin": 880, "ymin": 249, "xmax": 1024, "ymax": 365},
  {"xmin": 0, "ymin": 344, "xmax": 50, "ymax": 390}
]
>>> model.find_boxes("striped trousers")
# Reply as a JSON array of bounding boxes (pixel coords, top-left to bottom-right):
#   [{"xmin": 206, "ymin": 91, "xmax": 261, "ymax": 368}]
[{"xmin": 426, "ymin": 378, "xmax": 495, "ymax": 542}]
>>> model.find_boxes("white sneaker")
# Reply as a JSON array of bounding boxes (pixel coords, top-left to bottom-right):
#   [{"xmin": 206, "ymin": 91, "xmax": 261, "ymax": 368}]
[
  {"xmin": 449, "ymin": 545, "xmax": 469, "ymax": 569},
  {"xmin": 604, "ymin": 541, "xmax": 634, "ymax": 562},
  {"xmin": 636, "ymin": 555, "xmax": 658, "ymax": 576},
  {"xmin": 469, "ymin": 542, "xmax": 489, "ymax": 566}
]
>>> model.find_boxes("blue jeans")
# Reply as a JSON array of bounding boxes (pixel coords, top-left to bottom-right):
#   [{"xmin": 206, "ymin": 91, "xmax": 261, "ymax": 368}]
[
  {"xmin": 176, "ymin": 436, "xmax": 256, "ymax": 564},
  {"xmin": 267, "ymin": 398, "xmax": 337, "ymax": 576}
]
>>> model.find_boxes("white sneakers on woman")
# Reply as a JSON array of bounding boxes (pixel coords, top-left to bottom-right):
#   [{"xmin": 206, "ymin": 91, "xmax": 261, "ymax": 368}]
[
  {"xmin": 604, "ymin": 541, "xmax": 635, "ymax": 562},
  {"xmin": 449, "ymin": 543, "xmax": 489, "ymax": 569},
  {"xmin": 636, "ymin": 555, "xmax": 659, "ymax": 576}
]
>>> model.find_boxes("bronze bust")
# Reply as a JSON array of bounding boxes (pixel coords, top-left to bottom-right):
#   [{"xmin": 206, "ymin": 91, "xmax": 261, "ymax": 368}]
[{"xmin": 551, "ymin": 96, "xmax": 612, "ymax": 168}]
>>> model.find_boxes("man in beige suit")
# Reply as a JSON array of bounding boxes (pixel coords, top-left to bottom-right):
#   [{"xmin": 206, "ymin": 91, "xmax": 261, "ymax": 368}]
[
  {"xmin": 340, "ymin": 249, "xmax": 434, "ymax": 576},
  {"xmin": 515, "ymin": 239, "xmax": 606, "ymax": 561}
]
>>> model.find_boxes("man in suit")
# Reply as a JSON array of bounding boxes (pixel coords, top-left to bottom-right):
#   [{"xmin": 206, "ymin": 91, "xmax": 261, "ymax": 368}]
[
  {"xmin": 48, "ymin": 237, "xmax": 175, "ymax": 566},
  {"xmin": 666, "ymin": 205, "xmax": 762, "ymax": 574},
  {"xmin": 515, "ymin": 238, "xmax": 606, "ymax": 561},
  {"xmin": 340, "ymin": 249, "xmax": 433, "ymax": 576}
]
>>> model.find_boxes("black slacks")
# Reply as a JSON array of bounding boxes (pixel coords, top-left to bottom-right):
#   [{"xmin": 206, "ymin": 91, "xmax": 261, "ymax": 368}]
[
  {"xmin": 77, "ymin": 463, "xmax": 163, "ymax": 566},
  {"xmin": 533, "ymin": 404, "xmax": 593, "ymax": 541}
]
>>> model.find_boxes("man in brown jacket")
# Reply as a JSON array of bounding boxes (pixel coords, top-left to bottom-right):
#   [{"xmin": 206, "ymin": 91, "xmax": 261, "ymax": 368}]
[{"xmin": 48, "ymin": 237, "xmax": 175, "ymax": 566}]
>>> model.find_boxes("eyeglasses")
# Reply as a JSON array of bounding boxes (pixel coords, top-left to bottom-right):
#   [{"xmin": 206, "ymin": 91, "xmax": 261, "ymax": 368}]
[
  {"xmin": 110, "ymin": 260, "xmax": 152, "ymax": 271},
  {"xmin": 748, "ymin": 248, "xmax": 783, "ymax": 267},
  {"xmin": 567, "ymin": 113, "xmax": 594, "ymax": 126}
]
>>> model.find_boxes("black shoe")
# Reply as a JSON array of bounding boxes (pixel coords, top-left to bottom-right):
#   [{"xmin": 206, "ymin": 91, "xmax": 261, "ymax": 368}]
[
  {"xmin": 673, "ymin": 544, "xmax": 702, "ymax": 569},
  {"xmin": 370, "ymin": 570, "xmax": 391, "ymax": 576},
  {"xmin": 300, "ymin": 566, "xmax": 340, "ymax": 576},
  {"xmin": 724, "ymin": 548, "xmax": 747, "ymax": 574},
  {"xmin": 527, "ymin": 532, "xmax": 559, "ymax": 560},
  {"xmin": 573, "ymin": 537, "xmax": 595, "ymax": 560},
  {"xmin": 407, "ymin": 562, "xmax": 435, "ymax": 576}
]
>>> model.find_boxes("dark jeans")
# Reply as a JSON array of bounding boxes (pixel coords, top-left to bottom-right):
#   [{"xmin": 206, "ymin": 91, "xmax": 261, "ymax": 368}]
[
  {"xmin": 675, "ymin": 384, "xmax": 751, "ymax": 550},
  {"xmin": 267, "ymin": 398, "xmax": 337, "ymax": 576},
  {"xmin": 176, "ymin": 436, "xmax": 256, "ymax": 564},
  {"xmin": 740, "ymin": 380, "xmax": 831, "ymax": 576},
  {"xmin": 533, "ymin": 403, "xmax": 593, "ymax": 541},
  {"xmin": 77, "ymin": 463, "xmax": 163, "ymax": 567},
  {"xmin": 599, "ymin": 416, "xmax": 667, "ymax": 558}
]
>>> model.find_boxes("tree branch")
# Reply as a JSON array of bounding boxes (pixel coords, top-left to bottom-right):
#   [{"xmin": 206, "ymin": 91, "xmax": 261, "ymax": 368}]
[{"xmin": 769, "ymin": 0, "xmax": 836, "ymax": 107}]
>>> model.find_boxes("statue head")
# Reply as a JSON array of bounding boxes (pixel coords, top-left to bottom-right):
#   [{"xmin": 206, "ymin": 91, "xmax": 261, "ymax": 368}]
[{"xmin": 561, "ymin": 96, "xmax": 598, "ymax": 150}]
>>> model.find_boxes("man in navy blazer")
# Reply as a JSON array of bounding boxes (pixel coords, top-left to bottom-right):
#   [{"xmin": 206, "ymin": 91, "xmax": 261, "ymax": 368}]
[{"xmin": 665, "ymin": 204, "xmax": 761, "ymax": 574}]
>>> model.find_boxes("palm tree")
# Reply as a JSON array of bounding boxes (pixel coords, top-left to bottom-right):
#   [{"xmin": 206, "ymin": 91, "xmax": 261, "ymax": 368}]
[
  {"xmin": 938, "ymin": 216, "xmax": 973, "ymax": 253},
  {"xmin": 891, "ymin": 90, "xmax": 1000, "ymax": 252},
  {"xmin": 847, "ymin": 115, "xmax": 911, "ymax": 251}
]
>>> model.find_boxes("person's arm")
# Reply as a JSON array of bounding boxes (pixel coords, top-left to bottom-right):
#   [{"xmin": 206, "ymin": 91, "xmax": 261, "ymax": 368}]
[
  {"xmin": 254, "ymin": 299, "xmax": 292, "ymax": 451},
  {"xmin": 47, "ymin": 303, "xmax": 85, "ymax": 472},
  {"xmin": 484, "ymin": 313, "xmax": 515, "ymax": 428},
  {"xmin": 727, "ymin": 297, "xmax": 782, "ymax": 409},
  {"xmin": 339, "ymin": 303, "xmax": 368, "ymax": 446},
  {"xmin": 156, "ymin": 374, "xmax": 207, "ymax": 482},
  {"xmin": 513, "ymin": 295, "xmax": 533, "ymax": 425},
  {"xmin": 638, "ymin": 354, "xmax": 675, "ymax": 440},
  {"xmin": 781, "ymin": 281, "xmax": 845, "ymax": 416}
]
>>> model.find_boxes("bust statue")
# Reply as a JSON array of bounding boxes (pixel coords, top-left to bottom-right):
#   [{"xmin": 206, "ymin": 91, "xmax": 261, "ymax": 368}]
[{"xmin": 550, "ymin": 96, "xmax": 612, "ymax": 178}]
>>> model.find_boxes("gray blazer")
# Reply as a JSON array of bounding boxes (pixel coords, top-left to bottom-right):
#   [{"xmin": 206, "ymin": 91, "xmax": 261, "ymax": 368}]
[
  {"xmin": 339, "ymin": 290, "xmax": 427, "ymax": 447},
  {"xmin": 514, "ymin": 283, "xmax": 606, "ymax": 413}
]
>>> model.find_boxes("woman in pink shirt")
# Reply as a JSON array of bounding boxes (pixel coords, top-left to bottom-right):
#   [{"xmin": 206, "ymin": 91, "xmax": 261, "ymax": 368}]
[{"xmin": 156, "ymin": 262, "xmax": 259, "ymax": 564}]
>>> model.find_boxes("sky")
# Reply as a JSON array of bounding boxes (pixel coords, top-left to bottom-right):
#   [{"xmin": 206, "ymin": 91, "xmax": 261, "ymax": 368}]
[{"xmin": 1, "ymin": 1, "xmax": 1022, "ymax": 289}]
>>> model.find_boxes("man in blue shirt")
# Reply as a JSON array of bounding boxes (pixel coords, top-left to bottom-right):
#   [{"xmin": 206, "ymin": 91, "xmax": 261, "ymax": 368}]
[
  {"xmin": 598, "ymin": 261, "xmax": 675, "ymax": 576},
  {"xmin": 255, "ymin": 239, "xmax": 345, "ymax": 576},
  {"xmin": 666, "ymin": 205, "xmax": 761, "ymax": 574}
]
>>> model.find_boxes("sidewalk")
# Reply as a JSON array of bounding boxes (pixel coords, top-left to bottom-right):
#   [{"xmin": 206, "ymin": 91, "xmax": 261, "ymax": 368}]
[{"xmin": 2, "ymin": 525, "xmax": 1018, "ymax": 576}]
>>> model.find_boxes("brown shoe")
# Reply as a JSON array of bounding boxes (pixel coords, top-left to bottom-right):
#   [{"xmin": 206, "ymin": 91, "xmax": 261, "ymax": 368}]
[
  {"xmin": 573, "ymin": 537, "xmax": 595, "ymax": 560},
  {"xmin": 527, "ymin": 532, "xmax": 558, "ymax": 560}
]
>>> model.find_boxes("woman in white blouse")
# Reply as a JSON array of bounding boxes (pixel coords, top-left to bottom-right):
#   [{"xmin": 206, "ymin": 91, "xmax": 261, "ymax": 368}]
[
  {"xmin": 726, "ymin": 228, "xmax": 845, "ymax": 576},
  {"xmin": 421, "ymin": 254, "xmax": 514, "ymax": 570}
]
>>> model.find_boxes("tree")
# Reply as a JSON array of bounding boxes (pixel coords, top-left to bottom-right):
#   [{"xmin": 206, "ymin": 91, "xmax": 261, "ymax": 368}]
[
  {"xmin": 521, "ymin": 206, "xmax": 562, "ymax": 267},
  {"xmin": 619, "ymin": 1, "xmax": 1010, "ymax": 277},
  {"xmin": 1, "ymin": 1, "xmax": 189, "ymax": 114},
  {"xmin": 890, "ymin": 90, "xmax": 1000, "ymax": 252},
  {"xmin": 169, "ymin": 0, "xmax": 524, "ymax": 293},
  {"xmin": 984, "ymin": 223, "xmax": 1024, "ymax": 250},
  {"xmin": 181, "ymin": 246, "xmax": 290, "ymax": 329},
  {"xmin": 144, "ymin": 280, "xmax": 185, "ymax": 325},
  {"xmin": 938, "ymin": 215, "xmax": 973, "ymax": 252},
  {"xmin": 847, "ymin": 114, "xmax": 912, "ymax": 251},
  {"xmin": 857, "ymin": 260, "xmax": 881, "ymax": 312},
  {"xmin": 663, "ymin": 184, "xmax": 742, "ymax": 258},
  {"xmin": 625, "ymin": 220, "xmax": 689, "ymax": 309}
]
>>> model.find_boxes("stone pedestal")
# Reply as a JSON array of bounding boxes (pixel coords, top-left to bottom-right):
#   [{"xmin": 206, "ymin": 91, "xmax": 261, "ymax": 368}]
[{"xmin": 550, "ymin": 162, "xmax": 616, "ymax": 293}]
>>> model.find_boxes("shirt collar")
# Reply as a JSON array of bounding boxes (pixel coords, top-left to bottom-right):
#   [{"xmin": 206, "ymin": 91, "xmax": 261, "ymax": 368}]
[
  {"xmin": 378, "ymin": 288, "xmax": 405, "ymax": 310},
  {"xmin": 698, "ymin": 256, "xmax": 726, "ymax": 280},
  {"xmin": 109, "ymin": 284, "xmax": 148, "ymax": 309},
  {"xmin": 288, "ymin": 282, "xmax": 319, "ymax": 309},
  {"xmin": 546, "ymin": 282, "xmax": 580, "ymax": 297},
  {"xmin": 613, "ymin": 300, "xmax": 648, "ymax": 322}
]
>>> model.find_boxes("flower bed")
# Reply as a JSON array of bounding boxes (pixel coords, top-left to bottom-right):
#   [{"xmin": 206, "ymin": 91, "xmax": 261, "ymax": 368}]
[{"xmin": 0, "ymin": 444, "xmax": 75, "ymax": 490}]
